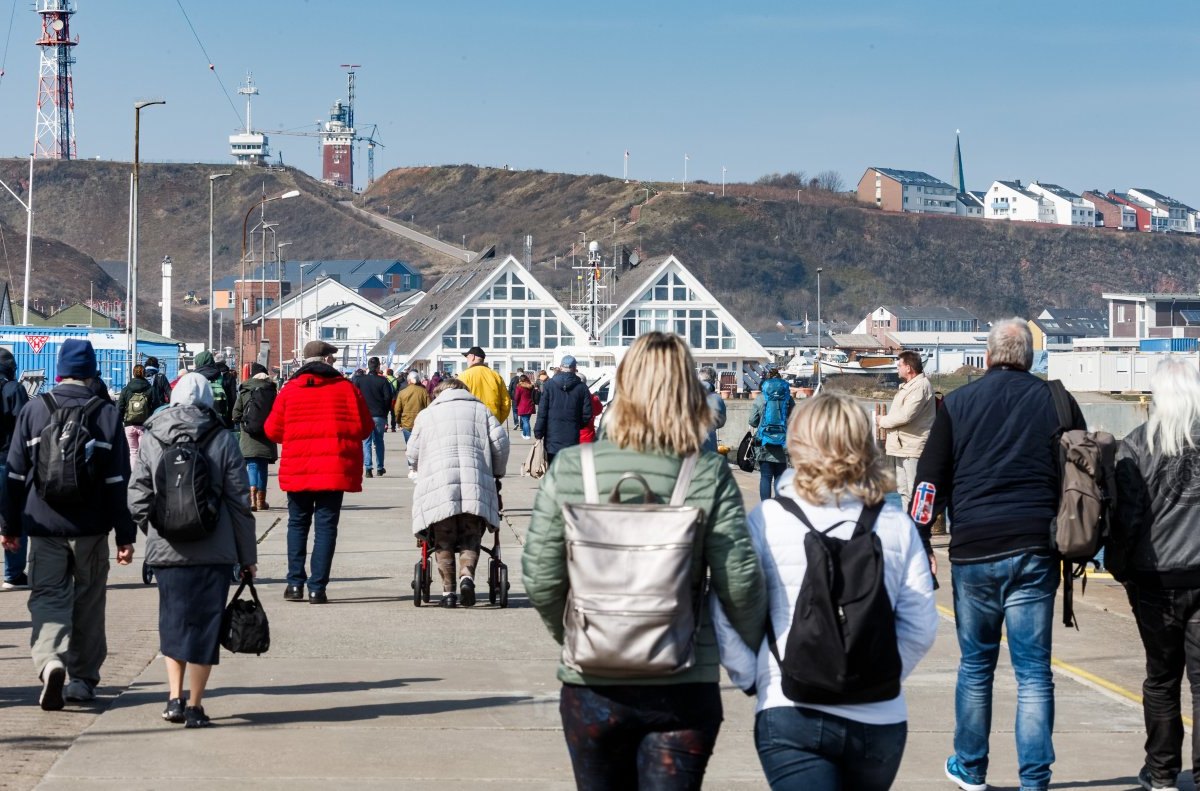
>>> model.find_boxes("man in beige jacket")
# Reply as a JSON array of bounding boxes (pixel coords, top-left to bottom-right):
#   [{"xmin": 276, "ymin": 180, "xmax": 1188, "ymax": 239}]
[{"xmin": 879, "ymin": 350, "xmax": 936, "ymax": 511}]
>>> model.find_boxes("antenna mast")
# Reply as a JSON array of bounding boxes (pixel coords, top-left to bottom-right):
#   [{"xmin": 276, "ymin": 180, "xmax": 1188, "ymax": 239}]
[{"xmin": 33, "ymin": 0, "xmax": 77, "ymax": 159}]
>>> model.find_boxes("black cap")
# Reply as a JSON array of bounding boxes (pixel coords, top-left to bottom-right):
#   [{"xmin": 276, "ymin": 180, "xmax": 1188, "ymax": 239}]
[{"xmin": 464, "ymin": 346, "xmax": 486, "ymax": 359}]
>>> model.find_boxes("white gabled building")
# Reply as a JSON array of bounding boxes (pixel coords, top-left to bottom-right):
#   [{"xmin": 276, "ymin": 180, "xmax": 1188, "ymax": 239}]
[
  {"xmin": 984, "ymin": 180, "xmax": 1044, "ymax": 222},
  {"xmin": 367, "ymin": 250, "xmax": 769, "ymax": 388},
  {"xmin": 1027, "ymin": 182, "xmax": 1096, "ymax": 227},
  {"xmin": 1128, "ymin": 188, "xmax": 1196, "ymax": 233},
  {"xmin": 597, "ymin": 254, "xmax": 769, "ymax": 377}
]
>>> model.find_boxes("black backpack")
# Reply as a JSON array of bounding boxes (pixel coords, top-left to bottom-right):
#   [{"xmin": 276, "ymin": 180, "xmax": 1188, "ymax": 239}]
[
  {"xmin": 240, "ymin": 385, "xmax": 275, "ymax": 437},
  {"xmin": 150, "ymin": 422, "xmax": 225, "ymax": 542},
  {"xmin": 765, "ymin": 497, "xmax": 902, "ymax": 705},
  {"xmin": 34, "ymin": 395, "xmax": 107, "ymax": 509}
]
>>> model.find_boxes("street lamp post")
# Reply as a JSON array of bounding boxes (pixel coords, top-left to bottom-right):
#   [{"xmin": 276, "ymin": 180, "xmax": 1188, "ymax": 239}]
[
  {"xmin": 816, "ymin": 267, "xmax": 823, "ymax": 389},
  {"xmin": 208, "ymin": 172, "xmax": 231, "ymax": 349},
  {"xmin": 131, "ymin": 99, "xmax": 166, "ymax": 375},
  {"xmin": 721, "ymin": 166, "xmax": 726, "ymax": 197},
  {"xmin": 0, "ymin": 155, "xmax": 34, "ymax": 325},
  {"xmin": 276, "ymin": 240, "xmax": 292, "ymax": 373},
  {"xmin": 240, "ymin": 189, "xmax": 300, "ymax": 369}
]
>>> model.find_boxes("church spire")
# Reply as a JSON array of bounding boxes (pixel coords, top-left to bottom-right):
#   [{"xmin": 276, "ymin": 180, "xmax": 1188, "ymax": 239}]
[{"xmin": 952, "ymin": 129, "xmax": 966, "ymax": 194}]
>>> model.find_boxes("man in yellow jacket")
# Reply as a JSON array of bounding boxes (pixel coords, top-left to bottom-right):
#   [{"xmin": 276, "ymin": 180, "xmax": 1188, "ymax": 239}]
[{"xmin": 457, "ymin": 346, "xmax": 511, "ymax": 425}]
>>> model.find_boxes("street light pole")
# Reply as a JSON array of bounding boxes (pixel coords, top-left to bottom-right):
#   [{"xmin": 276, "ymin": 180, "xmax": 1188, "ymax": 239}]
[
  {"xmin": 0, "ymin": 155, "xmax": 34, "ymax": 325},
  {"xmin": 131, "ymin": 99, "xmax": 166, "ymax": 375},
  {"xmin": 276, "ymin": 240, "xmax": 292, "ymax": 373},
  {"xmin": 816, "ymin": 267, "xmax": 823, "ymax": 388},
  {"xmin": 208, "ymin": 172, "xmax": 231, "ymax": 349},
  {"xmin": 240, "ymin": 189, "xmax": 300, "ymax": 369},
  {"xmin": 721, "ymin": 166, "xmax": 726, "ymax": 197}
]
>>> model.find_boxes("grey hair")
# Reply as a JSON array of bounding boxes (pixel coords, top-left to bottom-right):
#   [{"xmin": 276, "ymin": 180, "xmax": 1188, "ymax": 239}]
[
  {"xmin": 407, "ymin": 371, "xmax": 420, "ymax": 384},
  {"xmin": 1146, "ymin": 357, "xmax": 1200, "ymax": 457},
  {"xmin": 987, "ymin": 318, "xmax": 1033, "ymax": 370},
  {"xmin": 698, "ymin": 366, "xmax": 717, "ymax": 384}
]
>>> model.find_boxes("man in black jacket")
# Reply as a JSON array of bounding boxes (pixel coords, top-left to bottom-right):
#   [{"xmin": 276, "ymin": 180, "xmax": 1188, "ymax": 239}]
[
  {"xmin": 355, "ymin": 357, "xmax": 396, "ymax": 477},
  {"xmin": 0, "ymin": 339, "xmax": 134, "ymax": 710},
  {"xmin": 910, "ymin": 318, "xmax": 1084, "ymax": 791},
  {"xmin": 533, "ymin": 355, "xmax": 592, "ymax": 466},
  {"xmin": 0, "ymin": 349, "xmax": 29, "ymax": 589}
]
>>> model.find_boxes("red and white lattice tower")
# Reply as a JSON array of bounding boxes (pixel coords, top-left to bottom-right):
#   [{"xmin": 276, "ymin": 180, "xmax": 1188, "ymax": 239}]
[{"xmin": 33, "ymin": 0, "xmax": 78, "ymax": 160}]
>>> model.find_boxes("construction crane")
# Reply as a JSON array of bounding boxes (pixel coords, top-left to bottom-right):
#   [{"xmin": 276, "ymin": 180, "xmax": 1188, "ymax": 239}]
[{"xmin": 360, "ymin": 123, "xmax": 385, "ymax": 186}]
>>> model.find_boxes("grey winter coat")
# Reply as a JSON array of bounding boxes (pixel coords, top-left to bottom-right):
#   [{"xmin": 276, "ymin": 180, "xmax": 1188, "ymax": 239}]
[
  {"xmin": 232, "ymin": 375, "xmax": 278, "ymax": 462},
  {"xmin": 407, "ymin": 389, "xmax": 510, "ymax": 534},
  {"xmin": 129, "ymin": 403, "xmax": 257, "ymax": 568}
]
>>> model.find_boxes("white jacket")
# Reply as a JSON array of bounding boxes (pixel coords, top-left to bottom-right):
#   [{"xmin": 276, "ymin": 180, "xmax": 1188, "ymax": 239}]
[
  {"xmin": 878, "ymin": 373, "xmax": 935, "ymax": 458},
  {"xmin": 407, "ymin": 389, "xmax": 511, "ymax": 534},
  {"xmin": 713, "ymin": 469, "xmax": 938, "ymax": 725}
]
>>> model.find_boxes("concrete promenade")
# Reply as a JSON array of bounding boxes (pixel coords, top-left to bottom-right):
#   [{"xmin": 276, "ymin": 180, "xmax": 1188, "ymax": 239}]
[{"xmin": 0, "ymin": 430, "xmax": 1186, "ymax": 790}]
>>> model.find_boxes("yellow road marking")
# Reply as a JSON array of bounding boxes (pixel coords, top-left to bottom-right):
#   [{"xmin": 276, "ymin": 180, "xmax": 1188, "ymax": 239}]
[{"xmin": 934, "ymin": 603, "xmax": 1192, "ymax": 727}]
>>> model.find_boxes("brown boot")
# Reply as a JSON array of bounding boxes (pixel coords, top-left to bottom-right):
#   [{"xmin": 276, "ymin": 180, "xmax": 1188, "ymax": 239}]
[
  {"xmin": 256, "ymin": 489, "xmax": 269, "ymax": 512},
  {"xmin": 249, "ymin": 487, "xmax": 259, "ymax": 512}
]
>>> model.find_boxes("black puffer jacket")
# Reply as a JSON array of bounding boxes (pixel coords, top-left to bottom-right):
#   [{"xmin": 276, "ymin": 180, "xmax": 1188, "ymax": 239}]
[
  {"xmin": 533, "ymin": 371, "xmax": 593, "ymax": 455},
  {"xmin": 0, "ymin": 352, "xmax": 28, "ymax": 458},
  {"xmin": 117, "ymin": 377, "xmax": 157, "ymax": 426}
]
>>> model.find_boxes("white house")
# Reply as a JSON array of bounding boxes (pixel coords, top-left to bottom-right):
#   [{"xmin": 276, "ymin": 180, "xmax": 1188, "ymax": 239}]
[
  {"xmin": 1027, "ymin": 182, "xmax": 1096, "ymax": 227},
  {"xmin": 956, "ymin": 192, "xmax": 985, "ymax": 218},
  {"xmin": 984, "ymin": 180, "xmax": 1043, "ymax": 221},
  {"xmin": 887, "ymin": 331, "xmax": 989, "ymax": 374},
  {"xmin": 1128, "ymin": 188, "xmax": 1196, "ymax": 233}
]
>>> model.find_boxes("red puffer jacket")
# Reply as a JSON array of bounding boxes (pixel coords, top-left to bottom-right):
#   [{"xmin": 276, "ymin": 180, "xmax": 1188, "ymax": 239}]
[{"xmin": 264, "ymin": 362, "xmax": 374, "ymax": 493}]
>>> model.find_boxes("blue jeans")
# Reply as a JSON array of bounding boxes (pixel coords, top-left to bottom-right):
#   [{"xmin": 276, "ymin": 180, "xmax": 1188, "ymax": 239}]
[
  {"xmin": 755, "ymin": 706, "xmax": 907, "ymax": 791},
  {"xmin": 244, "ymin": 458, "xmax": 269, "ymax": 489},
  {"xmin": 1, "ymin": 461, "xmax": 26, "ymax": 582},
  {"xmin": 951, "ymin": 552, "xmax": 1059, "ymax": 791},
  {"xmin": 759, "ymin": 460, "xmax": 788, "ymax": 501},
  {"xmin": 519, "ymin": 414, "xmax": 531, "ymax": 437},
  {"xmin": 286, "ymin": 491, "xmax": 344, "ymax": 593},
  {"xmin": 363, "ymin": 416, "xmax": 387, "ymax": 470}
]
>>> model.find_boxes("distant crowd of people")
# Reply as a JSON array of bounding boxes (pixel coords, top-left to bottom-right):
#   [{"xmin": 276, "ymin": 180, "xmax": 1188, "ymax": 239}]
[{"xmin": 2, "ymin": 322, "xmax": 1198, "ymax": 791}]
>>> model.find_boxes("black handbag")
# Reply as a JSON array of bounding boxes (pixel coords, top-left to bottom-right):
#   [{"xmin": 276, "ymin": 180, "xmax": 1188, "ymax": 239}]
[
  {"xmin": 220, "ymin": 577, "xmax": 270, "ymax": 655},
  {"xmin": 736, "ymin": 431, "xmax": 758, "ymax": 473}
]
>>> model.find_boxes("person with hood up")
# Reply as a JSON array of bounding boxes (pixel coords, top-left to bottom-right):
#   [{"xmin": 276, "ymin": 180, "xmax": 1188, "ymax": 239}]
[
  {"xmin": 143, "ymin": 356, "xmax": 172, "ymax": 405},
  {"xmin": 425, "ymin": 370, "xmax": 442, "ymax": 397},
  {"xmin": 408, "ymin": 378, "xmax": 510, "ymax": 607},
  {"xmin": 192, "ymin": 351, "xmax": 233, "ymax": 428},
  {"xmin": 128, "ymin": 373, "xmax": 257, "ymax": 728},
  {"xmin": 0, "ymin": 339, "xmax": 134, "ymax": 710},
  {"xmin": 534, "ymin": 355, "xmax": 593, "ymax": 466},
  {"xmin": 118, "ymin": 365, "xmax": 159, "ymax": 469},
  {"xmin": 232, "ymin": 362, "xmax": 278, "ymax": 511},
  {"xmin": 264, "ymin": 341, "xmax": 373, "ymax": 604},
  {"xmin": 0, "ymin": 348, "xmax": 30, "ymax": 590}
]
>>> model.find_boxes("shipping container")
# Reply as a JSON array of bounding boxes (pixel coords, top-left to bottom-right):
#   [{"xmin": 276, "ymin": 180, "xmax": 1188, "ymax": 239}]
[
  {"xmin": 1139, "ymin": 338, "xmax": 1199, "ymax": 353},
  {"xmin": 1049, "ymin": 350, "xmax": 1199, "ymax": 393},
  {"xmin": 0, "ymin": 327, "xmax": 183, "ymax": 392}
]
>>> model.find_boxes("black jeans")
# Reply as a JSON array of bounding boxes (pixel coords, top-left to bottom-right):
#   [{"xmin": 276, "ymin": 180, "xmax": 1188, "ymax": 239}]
[
  {"xmin": 1126, "ymin": 583, "xmax": 1200, "ymax": 784},
  {"xmin": 755, "ymin": 706, "xmax": 907, "ymax": 790},
  {"xmin": 559, "ymin": 683, "xmax": 723, "ymax": 791}
]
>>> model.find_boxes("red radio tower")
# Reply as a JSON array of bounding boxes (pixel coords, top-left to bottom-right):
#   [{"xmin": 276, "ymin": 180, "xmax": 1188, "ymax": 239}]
[{"xmin": 34, "ymin": 0, "xmax": 78, "ymax": 160}]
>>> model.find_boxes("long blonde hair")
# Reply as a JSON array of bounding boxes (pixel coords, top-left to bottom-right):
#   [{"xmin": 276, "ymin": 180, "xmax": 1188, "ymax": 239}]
[
  {"xmin": 605, "ymin": 332, "xmax": 710, "ymax": 455},
  {"xmin": 1146, "ymin": 357, "xmax": 1200, "ymax": 456},
  {"xmin": 787, "ymin": 392, "xmax": 894, "ymax": 506}
]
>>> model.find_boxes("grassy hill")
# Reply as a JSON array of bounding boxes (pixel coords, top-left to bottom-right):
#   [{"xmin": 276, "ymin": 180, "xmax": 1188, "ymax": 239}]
[
  {"xmin": 361, "ymin": 166, "xmax": 1200, "ymax": 327},
  {"xmin": 2, "ymin": 159, "xmax": 1198, "ymax": 338}
]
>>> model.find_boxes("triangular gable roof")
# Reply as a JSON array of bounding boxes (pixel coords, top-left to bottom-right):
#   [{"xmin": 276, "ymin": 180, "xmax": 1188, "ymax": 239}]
[
  {"xmin": 367, "ymin": 254, "xmax": 588, "ymax": 359},
  {"xmin": 597, "ymin": 255, "xmax": 768, "ymax": 359},
  {"xmin": 251, "ymin": 277, "xmax": 368, "ymax": 323},
  {"xmin": 314, "ymin": 300, "xmax": 386, "ymax": 321}
]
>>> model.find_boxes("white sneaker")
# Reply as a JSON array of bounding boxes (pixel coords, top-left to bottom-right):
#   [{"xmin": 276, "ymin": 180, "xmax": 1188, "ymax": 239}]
[
  {"xmin": 64, "ymin": 679, "xmax": 95, "ymax": 702},
  {"xmin": 407, "ymin": 470, "xmax": 417, "ymax": 480}
]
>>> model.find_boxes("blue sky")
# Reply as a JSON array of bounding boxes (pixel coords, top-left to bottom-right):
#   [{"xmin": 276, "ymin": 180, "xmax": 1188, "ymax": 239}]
[{"xmin": 0, "ymin": 1, "xmax": 1197, "ymax": 200}]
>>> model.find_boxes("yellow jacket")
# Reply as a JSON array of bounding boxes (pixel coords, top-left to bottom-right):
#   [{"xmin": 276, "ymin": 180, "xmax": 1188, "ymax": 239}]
[{"xmin": 458, "ymin": 363, "xmax": 512, "ymax": 425}]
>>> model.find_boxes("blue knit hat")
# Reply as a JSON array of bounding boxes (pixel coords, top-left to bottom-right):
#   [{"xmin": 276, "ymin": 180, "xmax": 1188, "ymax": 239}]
[{"xmin": 57, "ymin": 339, "xmax": 98, "ymax": 380}]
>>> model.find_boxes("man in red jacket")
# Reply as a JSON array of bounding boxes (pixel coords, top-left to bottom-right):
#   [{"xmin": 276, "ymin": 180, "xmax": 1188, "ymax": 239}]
[{"xmin": 264, "ymin": 341, "xmax": 373, "ymax": 604}]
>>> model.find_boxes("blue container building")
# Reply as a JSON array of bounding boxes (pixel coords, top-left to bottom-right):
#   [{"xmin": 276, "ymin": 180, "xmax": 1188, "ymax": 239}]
[{"xmin": 0, "ymin": 327, "xmax": 183, "ymax": 391}]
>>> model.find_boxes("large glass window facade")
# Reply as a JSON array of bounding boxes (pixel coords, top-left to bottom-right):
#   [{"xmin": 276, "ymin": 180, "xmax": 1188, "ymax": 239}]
[
  {"xmin": 441, "ymin": 307, "xmax": 574, "ymax": 351},
  {"xmin": 604, "ymin": 272, "xmax": 734, "ymax": 349},
  {"xmin": 477, "ymin": 270, "xmax": 538, "ymax": 301}
]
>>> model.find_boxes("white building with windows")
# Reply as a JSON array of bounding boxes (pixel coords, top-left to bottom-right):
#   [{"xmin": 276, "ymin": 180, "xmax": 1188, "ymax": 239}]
[
  {"xmin": 1026, "ymin": 182, "xmax": 1096, "ymax": 227},
  {"xmin": 368, "ymin": 250, "xmax": 768, "ymax": 387},
  {"xmin": 984, "ymin": 180, "xmax": 1045, "ymax": 221},
  {"xmin": 1128, "ymin": 188, "xmax": 1196, "ymax": 233}
]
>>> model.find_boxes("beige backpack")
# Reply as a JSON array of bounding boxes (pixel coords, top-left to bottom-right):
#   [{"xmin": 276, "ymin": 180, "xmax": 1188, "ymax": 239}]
[{"xmin": 560, "ymin": 445, "xmax": 705, "ymax": 677}]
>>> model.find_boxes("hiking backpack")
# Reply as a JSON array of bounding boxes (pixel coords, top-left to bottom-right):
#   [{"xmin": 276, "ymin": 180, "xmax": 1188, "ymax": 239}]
[
  {"xmin": 757, "ymin": 378, "xmax": 790, "ymax": 447},
  {"xmin": 150, "ymin": 422, "xmax": 225, "ymax": 542},
  {"xmin": 150, "ymin": 372, "xmax": 172, "ymax": 406},
  {"xmin": 124, "ymin": 390, "xmax": 151, "ymax": 426},
  {"xmin": 240, "ymin": 386, "xmax": 275, "ymax": 437},
  {"xmin": 1048, "ymin": 380, "xmax": 1117, "ymax": 627},
  {"xmin": 766, "ymin": 497, "xmax": 902, "ymax": 705},
  {"xmin": 208, "ymin": 377, "xmax": 229, "ymax": 422},
  {"xmin": 34, "ymin": 395, "xmax": 107, "ymax": 510},
  {"xmin": 559, "ymin": 445, "xmax": 706, "ymax": 678}
]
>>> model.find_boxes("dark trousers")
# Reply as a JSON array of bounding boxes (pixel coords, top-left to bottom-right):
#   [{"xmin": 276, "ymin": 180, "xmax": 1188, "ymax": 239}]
[
  {"xmin": 286, "ymin": 491, "xmax": 344, "ymax": 593},
  {"xmin": 755, "ymin": 706, "xmax": 907, "ymax": 791},
  {"xmin": 1126, "ymin": 583, "xmax": 1200, "ymax": 784},
  {"xmin": 559, "ymin": 682, "xmax": 722, "ymax": 791}
]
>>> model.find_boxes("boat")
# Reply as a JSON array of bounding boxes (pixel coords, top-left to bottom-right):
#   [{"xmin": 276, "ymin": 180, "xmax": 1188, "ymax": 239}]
[
  {"xmin": 815, "ymin": 349, "xmax": 899, "ymax": 376},
  {"xmin": 780, "ymin": 351, "xmax": 816, "ymax": 382}
]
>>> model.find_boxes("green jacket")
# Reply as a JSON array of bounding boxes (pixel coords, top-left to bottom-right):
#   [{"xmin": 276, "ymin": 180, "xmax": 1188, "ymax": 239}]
[
  {"xmin": 749, "ymin": 393, "xmax": 794, "ymax": 465},
  {"xmin": 232, "ymin": 376, "xmax": 278, "ymax": 462},
  {"xmin": 524, "ymin": 440, "xmax": 766, "ymax": 686}
]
